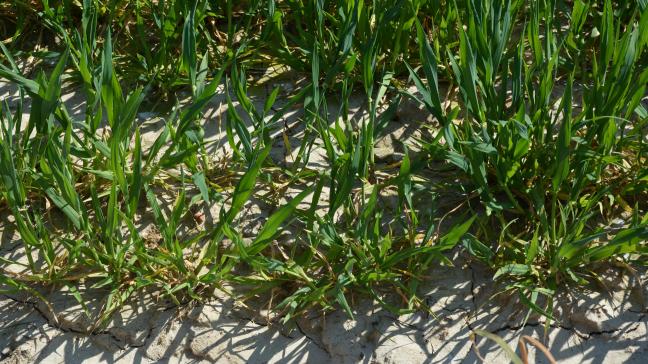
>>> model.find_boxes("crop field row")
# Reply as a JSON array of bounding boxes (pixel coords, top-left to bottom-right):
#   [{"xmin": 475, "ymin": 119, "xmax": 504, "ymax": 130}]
[{"xmin": 0, "ymin": 0, "xmax": 646, "ymax": 341}]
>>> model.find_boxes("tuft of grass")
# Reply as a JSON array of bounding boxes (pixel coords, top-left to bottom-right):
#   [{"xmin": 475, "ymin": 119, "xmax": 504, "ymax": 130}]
[{"xmin": 410, "ymin": 0, "xmax": 648, "ymax": 319}]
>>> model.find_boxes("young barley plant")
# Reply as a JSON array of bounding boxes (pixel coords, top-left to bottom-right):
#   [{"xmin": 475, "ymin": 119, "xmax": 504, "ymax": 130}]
[{"xmin": 410, "ymin": 0, "xmax": 648, "ymax": 319}]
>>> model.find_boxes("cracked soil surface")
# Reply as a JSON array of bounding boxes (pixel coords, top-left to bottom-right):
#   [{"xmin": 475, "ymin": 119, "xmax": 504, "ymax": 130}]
[{"xmin": 2, "ymin": 254, "xmax": 647, "ymax": 364}]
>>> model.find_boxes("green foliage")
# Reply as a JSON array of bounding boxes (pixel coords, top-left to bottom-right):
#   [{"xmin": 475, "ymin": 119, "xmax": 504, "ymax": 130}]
[{"xmin": 0, "ymin": 0, "xmax": 646, "ymax": 327}]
